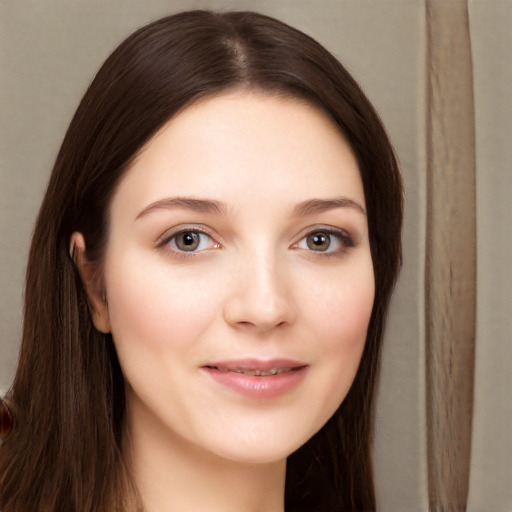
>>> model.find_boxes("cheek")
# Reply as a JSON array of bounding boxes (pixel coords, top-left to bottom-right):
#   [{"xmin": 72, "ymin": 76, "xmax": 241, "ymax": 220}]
[
  {"xmin": 306, "ymin": 264, "xmax": 374, "ymax": 396},
  {"xmin": 292, "ymin": 265, "xmax": 374, "ymax": 436},
  {"xmin": 103, "ymin": 253, "xmax": 220, "ymax": 354},
  {"xmin": 304, "ymin": 268, "xmax": 375, "ymax": 354}
]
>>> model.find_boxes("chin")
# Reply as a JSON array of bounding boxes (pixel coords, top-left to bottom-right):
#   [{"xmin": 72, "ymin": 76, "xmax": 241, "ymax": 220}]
[{"xmin": 202, "ymin": 424, "xmax": 319, "ymax": 466}]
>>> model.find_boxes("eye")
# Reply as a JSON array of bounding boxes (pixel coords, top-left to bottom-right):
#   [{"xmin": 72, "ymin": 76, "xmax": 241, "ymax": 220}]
[
  {"xmin": 306, "ymin": 232, "xmax": 332, "ymax": 251},
  {"xmin": 295, "ymin": 229, "xmax": 354, "ymax": 254},
  {"xmin": 165, "ymin": 229, "xmax": 218, "ymax": 253}
]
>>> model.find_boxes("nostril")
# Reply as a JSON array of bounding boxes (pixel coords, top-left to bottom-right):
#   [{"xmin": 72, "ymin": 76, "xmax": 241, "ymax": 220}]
[{"xmin": 237, "ymin": 321, "xmax": 254, "ymax": 328}]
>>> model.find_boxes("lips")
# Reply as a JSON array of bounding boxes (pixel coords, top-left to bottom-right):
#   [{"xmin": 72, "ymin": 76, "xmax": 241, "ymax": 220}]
[
  {"xmin": 201, "ymin": 358, "xmax": 308, "ymax": 398},
  {"xmin": 208, "ymin": 366, "xmax": 297, "ymax": 376}
]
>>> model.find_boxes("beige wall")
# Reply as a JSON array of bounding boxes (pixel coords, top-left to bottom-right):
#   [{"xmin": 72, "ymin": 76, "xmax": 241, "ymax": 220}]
[
  {"xmin": 467, "ymin": 2, "xmax": 512, "ymax": 511},
  {"xmin": 0, "ymin": 1, "xmax": 509, "ymax": 511}
]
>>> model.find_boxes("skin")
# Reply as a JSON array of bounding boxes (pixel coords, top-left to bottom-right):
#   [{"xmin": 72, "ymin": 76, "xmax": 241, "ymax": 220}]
[{"xmin": 74, "ymin": 90, "xmax": 375, "ymax": 512}]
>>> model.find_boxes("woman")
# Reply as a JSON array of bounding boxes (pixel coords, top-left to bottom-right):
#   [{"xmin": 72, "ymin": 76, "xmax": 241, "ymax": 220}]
[{"xmin": 0, "ymin": 10, "xmax": 402, "ymax": 512}]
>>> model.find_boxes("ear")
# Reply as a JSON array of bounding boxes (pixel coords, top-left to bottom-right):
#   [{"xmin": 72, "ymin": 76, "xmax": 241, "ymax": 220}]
[{"xmin": 70, "ymin": 232, "xmax": 111, "ymax": 333}]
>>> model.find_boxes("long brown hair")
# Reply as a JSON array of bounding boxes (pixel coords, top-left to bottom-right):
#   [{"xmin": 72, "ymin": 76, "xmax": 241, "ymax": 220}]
[{"xmin": 0, "ymin": 10, "xmax": 402, "ymax": 511}]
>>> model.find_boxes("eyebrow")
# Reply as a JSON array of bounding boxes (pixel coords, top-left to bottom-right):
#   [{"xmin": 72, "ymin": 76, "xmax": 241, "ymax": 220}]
[
  {"xmin": 136, "ymin": 197, "xmax": 227, "ymax": 219},
  {"xmin": 136, "ymin": 195, "xmax": 366, "ymax": 220},
  {"xmin": 292, "ymin": 197, "xmax": 366, "ymax": 217}
]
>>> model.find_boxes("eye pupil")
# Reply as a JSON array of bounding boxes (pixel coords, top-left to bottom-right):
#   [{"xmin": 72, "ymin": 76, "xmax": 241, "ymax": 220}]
[
  {"xmin": 307, "ymin": 232, "xmax": 330, "ymax": 251},
  {"xmin": 176, "ymin": 232, "xmax": 200, "ymax": 251}
]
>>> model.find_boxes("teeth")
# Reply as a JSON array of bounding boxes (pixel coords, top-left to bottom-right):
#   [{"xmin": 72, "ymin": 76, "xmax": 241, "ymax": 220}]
[{"xmin": 215, "ymin": 367, "xmax": 294, "ymax": 376}]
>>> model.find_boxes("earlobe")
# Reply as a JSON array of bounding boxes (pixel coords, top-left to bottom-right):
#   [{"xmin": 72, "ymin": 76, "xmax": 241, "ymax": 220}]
[{"xmin": 70, "ymin": 232, "xmax": 111, "ymax": 333}]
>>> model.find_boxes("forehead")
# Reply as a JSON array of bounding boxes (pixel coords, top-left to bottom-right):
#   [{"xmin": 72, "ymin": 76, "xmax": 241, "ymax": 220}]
[{"xmin": 113, "ymin": 90, "xmax": 365, "ymax": 215}]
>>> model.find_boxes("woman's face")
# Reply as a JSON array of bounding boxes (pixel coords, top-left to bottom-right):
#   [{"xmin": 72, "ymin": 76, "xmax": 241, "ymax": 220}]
[{"xmin": 93, "ymin": 91, "xmax": 374, "ymax": 464}]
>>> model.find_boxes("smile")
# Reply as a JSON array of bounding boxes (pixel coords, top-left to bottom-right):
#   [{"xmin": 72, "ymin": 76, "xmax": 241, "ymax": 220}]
[
  {"xmin": 207, "ymin": 366, "xmax": 298, "ymax": 376},
  {"xmin": 201, "ymin": 358, "xmax": 308, "ymax": 398}
]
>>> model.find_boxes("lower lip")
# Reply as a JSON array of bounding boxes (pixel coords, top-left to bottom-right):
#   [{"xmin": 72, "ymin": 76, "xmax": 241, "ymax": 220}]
[{"xmin": 202, "ymin": 367, "xmax": 308, "ymax": 399}]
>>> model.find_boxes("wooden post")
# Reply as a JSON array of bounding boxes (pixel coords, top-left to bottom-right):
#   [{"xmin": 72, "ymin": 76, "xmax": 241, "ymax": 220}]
[{"xmin": 425, "ymin": 1, "xmax": 476, "ymax": 510}]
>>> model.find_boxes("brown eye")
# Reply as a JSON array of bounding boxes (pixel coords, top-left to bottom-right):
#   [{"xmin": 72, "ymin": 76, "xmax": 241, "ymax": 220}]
[
  {"xmin": 306, "ymin": 232, "xmax": 331, "ymax": 251},
  {"xmin": 165, "ymin": 229, "xmax": 218, "ymax": 254},
  {"xmin": 296, "ymin": 228, "xmax": 354, "ymax": 255},
  {"xmin": 174, "ymin": 231, "xmax": 201, "ymax": 251}
]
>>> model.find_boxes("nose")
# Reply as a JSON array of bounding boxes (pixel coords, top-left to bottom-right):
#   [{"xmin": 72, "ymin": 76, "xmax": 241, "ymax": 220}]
[{"xmin": 223, "ymin": 250, "xmax": 296, "ymax": 333}]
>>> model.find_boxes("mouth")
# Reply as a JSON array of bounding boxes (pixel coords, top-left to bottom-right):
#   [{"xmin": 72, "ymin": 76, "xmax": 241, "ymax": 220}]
[
  {"xmin": 201, "ymin": 358, "xmax": 308, "ymax": 398},
  {"xmin": 204, "ymin": 365, "xmax": 303, "ymax": 376}
]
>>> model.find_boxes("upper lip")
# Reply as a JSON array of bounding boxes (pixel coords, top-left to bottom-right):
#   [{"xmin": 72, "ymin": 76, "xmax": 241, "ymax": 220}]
[{"xmin": 202, "ymin": 358, "xmax": 308, "ymax": 372}]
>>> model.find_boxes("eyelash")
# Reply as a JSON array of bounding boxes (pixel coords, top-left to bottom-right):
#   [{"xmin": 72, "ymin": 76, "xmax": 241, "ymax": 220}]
[
  {"xmin": 158, "ymin": 226, "xmax": 220, "ymax": 260},
  {"xmin": 293, "ymin": 227, "xmax": 355, "ymax": 257},
  {"xmin": 158, "ymin": 226, "xmax": 355, "ymax": 260}
]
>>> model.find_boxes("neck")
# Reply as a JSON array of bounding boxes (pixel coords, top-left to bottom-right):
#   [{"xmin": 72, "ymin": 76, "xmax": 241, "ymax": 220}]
[{"xmin": 123, "ymin": 400, "xmax": 286, "ymax": 512}]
